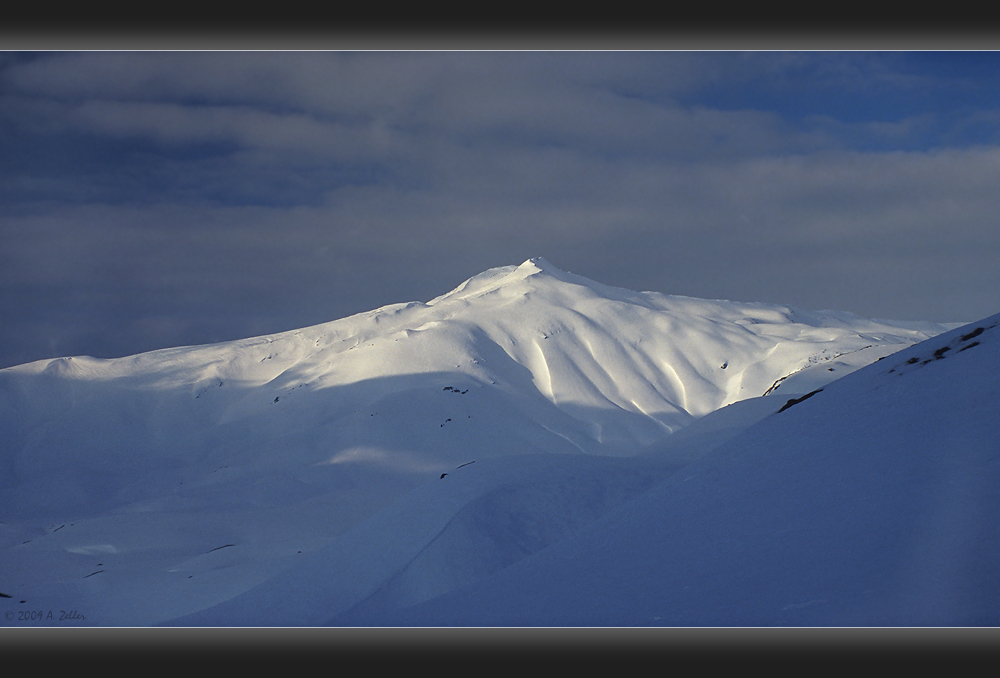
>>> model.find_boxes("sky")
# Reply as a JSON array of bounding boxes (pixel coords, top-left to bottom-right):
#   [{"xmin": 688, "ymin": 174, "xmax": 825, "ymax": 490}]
[{"xmin": 3, "ymin": 48, "xmax": 1000, "ymax": 369}]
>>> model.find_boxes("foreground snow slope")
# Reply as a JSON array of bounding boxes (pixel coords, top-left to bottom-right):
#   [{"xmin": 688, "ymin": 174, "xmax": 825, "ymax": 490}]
[
  {"xmin": 347, "ymin": 314, "xmax": 1000, "ymax": 626},
  {"xmin": 0, "ymin": 258, "xmax": 957, "ymax": 625}
]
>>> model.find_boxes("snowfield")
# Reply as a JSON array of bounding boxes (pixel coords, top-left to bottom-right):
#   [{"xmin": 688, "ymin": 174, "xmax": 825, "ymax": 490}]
[{"xmin": 2, "ymin": 258, "xmax": 992, "ymax": 626}]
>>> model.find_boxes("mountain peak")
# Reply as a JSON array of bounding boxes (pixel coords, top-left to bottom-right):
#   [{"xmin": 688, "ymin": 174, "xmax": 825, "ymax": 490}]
[
  {"xmin": 428, "ymin": 257, "xmax": 570, "ymax": 305},
  {"xmin": 516, "ymin": 257, "xmax": 560, "ymax": 275}
]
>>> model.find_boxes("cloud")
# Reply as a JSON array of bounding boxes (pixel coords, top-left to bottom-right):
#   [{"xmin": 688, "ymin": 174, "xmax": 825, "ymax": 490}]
[
  {"xmin": 2, "ymin": 51, "xmax": 1000, "ymax": 369},
  {"xmin": 1, "ymin": 52, "xmax": 833, "ymax": 162}
]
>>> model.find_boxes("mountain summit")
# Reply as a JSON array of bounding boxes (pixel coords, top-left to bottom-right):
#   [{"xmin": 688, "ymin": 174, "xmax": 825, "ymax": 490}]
[
  {"xmin": 1, "ymin": 259, "xmax": 952, "ymax": 517},
  {"xmin": 0, "ymin": 260, "xmax": 968, "ymax": 625}
]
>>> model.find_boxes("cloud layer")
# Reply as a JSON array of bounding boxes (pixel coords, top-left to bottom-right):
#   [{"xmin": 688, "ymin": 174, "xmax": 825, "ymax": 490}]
[{"xmin": 2, "ymin": 51, "xmax": 999, "ymax": 368}]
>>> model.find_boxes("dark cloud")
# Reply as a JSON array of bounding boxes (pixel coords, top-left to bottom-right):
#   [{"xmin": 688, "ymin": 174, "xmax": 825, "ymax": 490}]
[{"xmin": 2, "ymin": 52, "xmax": 999, "ymax": 369}]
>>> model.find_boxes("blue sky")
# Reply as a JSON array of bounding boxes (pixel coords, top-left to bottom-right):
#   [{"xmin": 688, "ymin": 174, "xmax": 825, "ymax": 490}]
[{"xmin": 3, "ymin": 50, "xmax": 1000, "ymax": 368}]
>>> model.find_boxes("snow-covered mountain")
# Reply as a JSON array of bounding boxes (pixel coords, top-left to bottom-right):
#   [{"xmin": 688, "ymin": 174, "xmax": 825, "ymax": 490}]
[
  {"xmin": 0, "ymin": 258, "xmax": 972, "ymax": 626},
  {"xmin": 350, "ymin": 313, "xmax": 1000, "ymax": 626}
]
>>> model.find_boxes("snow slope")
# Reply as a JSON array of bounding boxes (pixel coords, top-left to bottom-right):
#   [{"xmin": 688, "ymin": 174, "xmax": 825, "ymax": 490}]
[
  {"xmin": 341, "ymin": 315, "xmax": 1000, "ymax": 626},
  {"xmin": 0, "ymin": 258, "xmax": 960, "ymax": 626}
]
